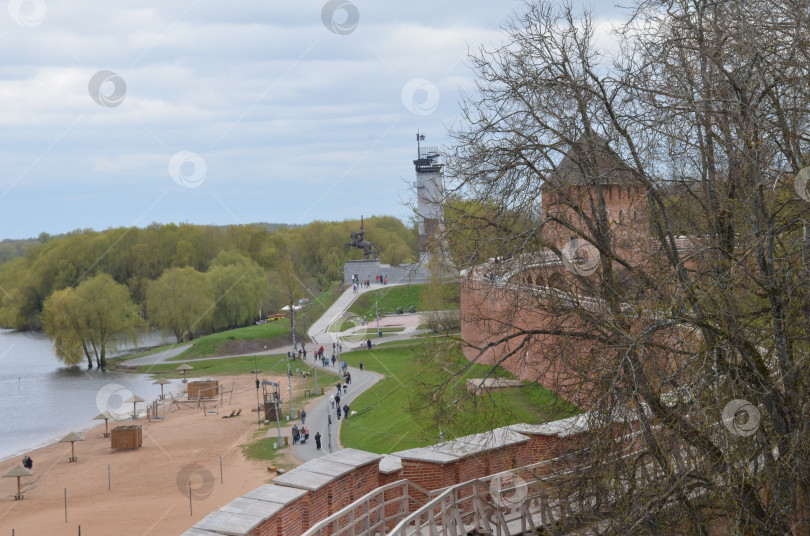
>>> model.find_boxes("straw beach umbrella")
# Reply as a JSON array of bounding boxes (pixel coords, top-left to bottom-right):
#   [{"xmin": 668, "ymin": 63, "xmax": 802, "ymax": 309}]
[
  {"xmin": 176, "ymin": 364, "xmax": 193, "ymax": 383},
  {"xmin": 3, "ymin": 465, "xmax": 33, "ymax": 499},
  {"xmin": 123, "ymin": 394, "xmax": 145, "ymax": 419},
  {"xmin": 152, "ymin": 378, "xmax": 171, "ymax": 399},
  {"xmin": 59, "ymin": 432, "xmax": 85, "ymax": 462},
  {"xmin": 93, "ymin": 411, "xmax": 115, "ymax": 437}
]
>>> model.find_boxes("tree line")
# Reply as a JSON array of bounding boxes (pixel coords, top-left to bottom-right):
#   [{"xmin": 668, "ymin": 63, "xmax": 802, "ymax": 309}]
[{"xmin": 0, "ymin": 217, "xmax": 417, "ymax": 367}]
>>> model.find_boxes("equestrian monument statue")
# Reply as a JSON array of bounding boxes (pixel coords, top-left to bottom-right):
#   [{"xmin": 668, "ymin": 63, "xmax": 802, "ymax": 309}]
[{"xmin": 345, "ymin": 216, "xmax": 380, "ymax": 259}]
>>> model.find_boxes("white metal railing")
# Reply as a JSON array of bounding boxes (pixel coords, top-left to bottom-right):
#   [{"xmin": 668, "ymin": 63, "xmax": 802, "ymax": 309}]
[
  {"xmin": 301, "ymin": 479, "xmax": 429, "ymax": 536},
  {"xmin": 388, "ymin": 463, "xmax": 580, "ymax": 536},
  {"xmin": 387, "ymin": 448, "xmax": 678, "ymax": 536},
  {"xmin": 298, "ymin": 445, "xmax": 693, "ymax": 536}
]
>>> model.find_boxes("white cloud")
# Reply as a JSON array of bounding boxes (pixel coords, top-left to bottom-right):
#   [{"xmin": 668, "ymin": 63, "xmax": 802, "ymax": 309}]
[{"xmin": 0, "ymin": 0, "xmax": 620, "ymax": 238}]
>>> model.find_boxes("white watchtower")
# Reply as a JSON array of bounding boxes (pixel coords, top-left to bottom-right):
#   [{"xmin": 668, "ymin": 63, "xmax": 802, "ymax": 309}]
[{"xmin": 413, "ymin": 133, "xmax": 444, "ymax": 253}]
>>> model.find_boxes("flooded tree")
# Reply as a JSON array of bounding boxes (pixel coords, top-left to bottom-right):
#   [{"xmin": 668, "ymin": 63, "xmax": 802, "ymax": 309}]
[{"xmin": 42, "ymin": 273, "xmax": 145, "ymax": 369}]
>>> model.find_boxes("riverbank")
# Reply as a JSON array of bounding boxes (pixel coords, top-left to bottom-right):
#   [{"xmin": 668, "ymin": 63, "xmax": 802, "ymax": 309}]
[{"xmin": 0, "ymin": 374, "xmax": 296, "ymax": 536}]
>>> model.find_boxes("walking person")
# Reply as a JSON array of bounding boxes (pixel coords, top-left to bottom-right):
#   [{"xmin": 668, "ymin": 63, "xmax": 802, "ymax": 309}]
[
  {"xmin": 315, "ymin": 432, "xmax": 322, "ymax": 450},
  {"xmin": 330, "ymin": 394, "xmax": 335, "ymax": 408},
  {"xmin": 367, "ymin": 339, "xmax": 372, "ymax": 350},
  {"xmin": 343, "ymin": 403, "xmax": 350, "ymax": 419},
  {"xmin": 336, "ymin": 405, "xmax": 341, "ymax": 420},
  {"xmin": 336, "ymin": 393, "xmax": 341, "ymax": 407},
  {"xmin": 359, "ymin": 361, "xmax": 364, "ymax": 371},
  {"xmin": 343, "ymin": 383, "xmax": 347, "ymax": 395},
  {"xmin": 292, "ymin": 425, "xmax": 300, "ymax": 445},
  {"xmin": 346, "ymin": 372, "xmax": 352, "ymax": 384},
  {"xmin": 331, "ymin": 355, "xmax": 336, "ymax": 366},
  {"xmin": 300, "ymin": 409, "xmax": 306, "ymax": 425}
]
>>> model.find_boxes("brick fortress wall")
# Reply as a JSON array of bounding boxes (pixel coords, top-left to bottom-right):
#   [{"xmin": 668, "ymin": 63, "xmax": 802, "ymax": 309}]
[{"xmin": 181, "ymin": 417, "xmax": 595, "ymax": 536}]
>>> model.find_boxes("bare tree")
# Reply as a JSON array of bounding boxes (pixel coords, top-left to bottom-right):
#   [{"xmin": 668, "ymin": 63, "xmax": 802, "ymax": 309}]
[{"xmin": 438, "ymin": 0, "xmax": 810, "ymax": 533}]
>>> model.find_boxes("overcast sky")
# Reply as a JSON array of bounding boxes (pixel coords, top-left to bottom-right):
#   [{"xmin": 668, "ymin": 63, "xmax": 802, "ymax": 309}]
[{"xmin": 0, "ymin": 0, "xmax": 623, "ymax": 239}]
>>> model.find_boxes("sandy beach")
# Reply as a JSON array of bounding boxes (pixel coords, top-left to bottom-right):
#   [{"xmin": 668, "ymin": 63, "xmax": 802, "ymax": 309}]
[{"xmin": 0, "ymin": 374, "xmax": 299, "ymax": 536}]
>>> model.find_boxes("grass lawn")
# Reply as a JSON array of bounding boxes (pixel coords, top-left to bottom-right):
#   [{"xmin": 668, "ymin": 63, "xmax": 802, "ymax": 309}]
[
  {"xmin": 169, "ymin": 321, "xmax": 292, "ymax": 360},
  {"xmin": 116, "ymin": 283, "xmax": 344, "ymax": 364},
  {"xmin": 348, "ymin": 285, "xmax": 424, "ymax": 318},
  {"xmin": 339, "ymin": 339, "xmax": 579, "ymax": 454},
  {"xmin": 240, "ymin": 427, "xmax": 298, "ymax": 469},
  {"xmin": 113, "ymin": 320, "xmax": 294, "ymax": 363},
  {"xmin": 242, "ymin": 436, "xmax": 290, "ymax": 463},
  {"xmin": 352, "ymin": 327, "xmax": 405, "ymax": 334},
  {"xmin": 132, "ymin": 353, "xmax": 291, "ymax": 377}
]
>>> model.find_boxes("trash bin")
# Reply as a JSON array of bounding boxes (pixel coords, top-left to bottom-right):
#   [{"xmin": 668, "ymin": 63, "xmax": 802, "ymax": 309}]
[
  {"xmin": 396, "ymin": 307, "xmax": 403, "ymax": 314},
  {"xmin": 408, "ymin": 306, "xmax": 416, "ymax": 313}
]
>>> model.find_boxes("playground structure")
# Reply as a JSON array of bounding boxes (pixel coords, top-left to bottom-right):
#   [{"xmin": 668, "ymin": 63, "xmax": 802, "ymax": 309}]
[{"xmin": 262, "ymin": 380, "xmax": 283, "ymax": 422}]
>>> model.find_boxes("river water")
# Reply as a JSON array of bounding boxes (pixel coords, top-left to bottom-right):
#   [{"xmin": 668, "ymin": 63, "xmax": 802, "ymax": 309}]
[{"xmin": 0, "ymin": 328, "xmax": 171, "ymax": 462}]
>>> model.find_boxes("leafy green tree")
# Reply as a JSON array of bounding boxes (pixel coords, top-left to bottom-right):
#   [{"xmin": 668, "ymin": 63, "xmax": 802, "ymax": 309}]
[
  {"xmin": 42, "ymin": 273, "xmax": 145, "ymax": 368},
  {"xmin": 145, "ymin": 267, "xmax": 213, "ymax": 342},
  {"xmin": 267, "ymin": 249, "xmax": 305, "ymax": 336},
  {"xmin": 207, "ymin": 252, "xmax": 269, "ymax": 330},
  {"xmin": 41, "ymin": 287, "xmax": 89, "ymax": 367}
]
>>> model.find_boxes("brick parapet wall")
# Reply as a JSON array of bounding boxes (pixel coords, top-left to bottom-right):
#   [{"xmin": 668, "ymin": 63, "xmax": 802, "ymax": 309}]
[{"xmin": 181, "ymin": 420, "xmax": 601, "ymax": 536}]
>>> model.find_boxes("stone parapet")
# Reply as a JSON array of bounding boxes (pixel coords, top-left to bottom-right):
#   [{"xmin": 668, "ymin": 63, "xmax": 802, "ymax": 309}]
[{"xmin": 179, "ymin": 417, "xmax": 607, "ymax": 536}]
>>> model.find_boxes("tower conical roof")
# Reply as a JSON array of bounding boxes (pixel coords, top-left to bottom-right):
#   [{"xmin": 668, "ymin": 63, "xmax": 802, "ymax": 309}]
[{"xmin": 551, "ymin": 132, "xmax": 636, "ymax": 187}]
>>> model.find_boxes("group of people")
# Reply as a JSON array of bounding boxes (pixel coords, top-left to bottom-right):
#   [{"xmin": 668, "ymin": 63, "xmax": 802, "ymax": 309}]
[
  {"xmin": 352, "ymin": 280, "xmax": 371, "ymax": 292},
  {"xmin": 287, "ymin": 342, "xmax": 307, "ymax": 361},
  {"xmin": 314, "ymin": 344, "xmax": 346, "ymax": 369},
  {"xmin": 333, "ymin": 383, "xmax": 351, "ymax": 420},
  {"xmin": 22, "ymin": 455, "xmax": 33, "ymax": 470},
  {"xmin": 293, "ymin": 380, "xmax": 354, "ymax": 451},
  {"xmin": 350, "ymin": 275, "xmax": 372, "ymax": 292},
  {"xmin": 291, "ymin": 423, "xmax": 309, "ymax": 445},
  {"xmin": 350, "ymin": 274, "xmax": 388, "ymax": 289}
]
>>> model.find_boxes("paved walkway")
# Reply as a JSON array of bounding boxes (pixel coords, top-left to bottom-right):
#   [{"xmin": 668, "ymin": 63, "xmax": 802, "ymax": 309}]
[
  {"xmin": 275, "ymin": 283, "xmax": 404, "ymax": 461},
  {"xmin": 127, "ymin": 283, "xmax": 420, "ymax": 462},
  {"xmin": 126, "ymin": 282, "xmax": 415, "ymax": 367},
  {"xmin": 277, "ymin": 363, "xmax": 383, "ymax": 461}
]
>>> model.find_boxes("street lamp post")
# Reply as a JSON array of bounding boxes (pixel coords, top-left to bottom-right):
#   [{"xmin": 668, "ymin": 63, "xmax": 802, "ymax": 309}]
[
  {"xmin": 327, "ymin": 414, "xmax": 333, "ymax": 453},
  {"xmin": 376, "ymin": 293, "xmax": 382, "ymax": 338},
  {"xmin": 254, "ymin": 355, "xmax": 261, "ymax": 427},
  {"xmin": 274, "ymin": 394, "xmax": 282, "ymax": 444},
  {"xmin": 291, "ymin": 302, "xmax": 296, "ymax": 355},
  {"xmin": 287, "ymin": 360, "xmax": 294, "ymax": 420}
]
